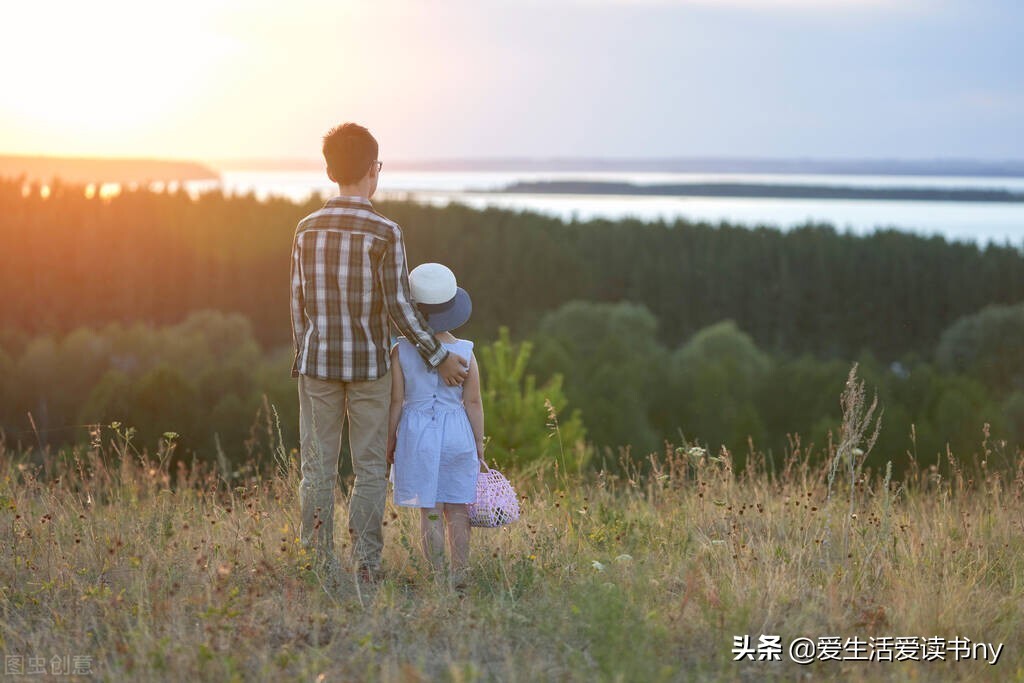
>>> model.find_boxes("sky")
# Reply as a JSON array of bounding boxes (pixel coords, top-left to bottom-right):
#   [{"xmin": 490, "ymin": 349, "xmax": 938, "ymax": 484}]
[{"xmin": 0, "ymin": 0, "xmax": 1021, "ymax": 164}]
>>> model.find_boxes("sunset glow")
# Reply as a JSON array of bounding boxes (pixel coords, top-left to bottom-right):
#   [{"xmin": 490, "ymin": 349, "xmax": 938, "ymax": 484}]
[
  {"xmin": 13, "ymin": 23, "xmax": 216, "ymax": 116},
  {"xmin": 0, "ymin": 0, "xmax": 1021, "ymax": 162},
  {"xmin": 0, "ymin": 1, "xmax": 239, "ymax": 155}
]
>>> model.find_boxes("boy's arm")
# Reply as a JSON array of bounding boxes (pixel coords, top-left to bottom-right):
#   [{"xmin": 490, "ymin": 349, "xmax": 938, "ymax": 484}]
[
  {"xmin": 387, "ymin": 346, "xmax": 405, "ymax": 466},
  {"xmin": 380, "ymin": 230, "xmax": 447, "ymax": 366},
  {"xmin": 462, "ymin": 353, "xmax": 485, "ymax": 463},
  {"xmin": 380, "ymin": 230, "xmax": 469, "ymax": 385},
  {"xmin": 289, "ymin": 235, "xmax": 305, "ymax": 377}
]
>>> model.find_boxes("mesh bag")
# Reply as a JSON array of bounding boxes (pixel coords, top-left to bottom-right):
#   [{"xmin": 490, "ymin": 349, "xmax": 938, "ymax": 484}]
[{"xmin": 468, "ymin": 467, "xmax": 520, "ymax": 528}]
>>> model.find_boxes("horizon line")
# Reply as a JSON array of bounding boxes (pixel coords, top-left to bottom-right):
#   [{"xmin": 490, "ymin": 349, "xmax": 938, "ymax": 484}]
[
  {"xmin": 5, "ymin": 151, "xmax": 1024, "ymax": 165},
  {"xmin": 5, "ymin": 153, "xmax": 1024, "ymax": 180}
]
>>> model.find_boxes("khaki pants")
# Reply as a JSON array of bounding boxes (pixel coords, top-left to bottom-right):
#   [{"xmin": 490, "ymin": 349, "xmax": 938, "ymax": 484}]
[{"xmin": 297, "ymin": 372, "xmax": 391, "ymax": 571}]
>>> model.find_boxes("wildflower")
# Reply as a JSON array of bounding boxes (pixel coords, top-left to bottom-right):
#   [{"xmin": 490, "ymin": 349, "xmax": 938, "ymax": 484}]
[
  {"xmin": 89, "ymin": 425, "xmax": 102, "ymax": 450},
  {"xmin": 544, "ymin": 398, "xmax": 557, "ymax": 423},
  {"xmin": 614, "ymin": 554, "xmax": 633, "ymax": 564},
  {"xmin": 591, "ymin": 560, "xmax": 607, "ymax": 572}
]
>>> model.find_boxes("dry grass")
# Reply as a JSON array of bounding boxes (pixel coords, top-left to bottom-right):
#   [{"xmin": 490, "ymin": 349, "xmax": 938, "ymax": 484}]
[{"xmin": 2, "ymin": 394, "xmax": 1023, "ymax": 681}]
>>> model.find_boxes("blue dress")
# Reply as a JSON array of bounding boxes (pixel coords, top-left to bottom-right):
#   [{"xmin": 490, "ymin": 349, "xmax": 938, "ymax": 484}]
[{"xmin": 392, "ymin": 337, "xmax": 479, "ymax": 508}]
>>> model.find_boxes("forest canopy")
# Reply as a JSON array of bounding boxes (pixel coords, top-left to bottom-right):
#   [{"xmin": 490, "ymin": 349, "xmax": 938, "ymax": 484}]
[{"xmin": 1, "ymin": 177, "xmax": 1022, "ymax": 473}]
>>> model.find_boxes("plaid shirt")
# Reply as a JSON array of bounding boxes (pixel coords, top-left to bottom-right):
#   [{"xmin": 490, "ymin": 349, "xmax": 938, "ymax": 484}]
[{"xmin": 290, "ymin": 195, "xmax": 448, "ymax": 381}]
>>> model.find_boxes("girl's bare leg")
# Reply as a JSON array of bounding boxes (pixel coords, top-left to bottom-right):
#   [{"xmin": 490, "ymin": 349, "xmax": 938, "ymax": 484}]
[
  {"xmin": 444, "ymin": 503, "xmax": 471, "ymax": 577},
  {"xmin": 420, "ymin": 506, "xmax": 445, "ymax": 572}
]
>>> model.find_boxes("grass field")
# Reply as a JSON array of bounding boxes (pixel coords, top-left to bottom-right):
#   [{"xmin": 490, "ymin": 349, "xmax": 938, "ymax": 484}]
[{"xmin": 2, "ymin": 371, "xmax": 1023, "ymax": 682}]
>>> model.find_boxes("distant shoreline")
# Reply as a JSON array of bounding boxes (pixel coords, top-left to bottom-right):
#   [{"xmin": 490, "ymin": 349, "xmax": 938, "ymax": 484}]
[
  {"xmin": 0, "ymin": 155, "xmax": 218, "ymax": 184},
  {"xmin": 5, "ymin": 154, "xmax": 1024, "ymax": 181},
  {"xmin": 498, "ymin": 180, "xmax": 1024, "ymax": 203}
]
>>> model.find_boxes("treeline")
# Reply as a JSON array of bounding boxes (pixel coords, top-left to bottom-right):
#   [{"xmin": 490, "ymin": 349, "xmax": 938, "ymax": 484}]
[
  {"xmin": 3, "ymin": 177, "xmax": 1024, "ymax": 363},
  {"xmin": 526, "ymin": 300, "xmax": 1024, "ymax": 473},
  {"xmin": 2, "ymin": 178, "xmax": 1023, "ymax": 473},
  {"xmin": 1, "ymin": 178, "xmax": 305, "ymax": 352},
  {"xmin": 0, "ymin": 312, "xmax": 290, "ymax": 464},
  {"xmin": 0, "ymin": 311, "xmax": 581, "ymax": 477},
  {"xmin": 1, "ymin": 305, "xmax": 1021, "ymax": 477}
]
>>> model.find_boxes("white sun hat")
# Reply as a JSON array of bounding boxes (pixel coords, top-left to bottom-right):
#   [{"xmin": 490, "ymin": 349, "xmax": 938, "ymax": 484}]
[
  {"xmin": 409, "ymin": 263, "xmax": 457, "ymax": 304},
  {"xmin": 409, "ymin": 263, "xmax": 472, "ymax": 332}
]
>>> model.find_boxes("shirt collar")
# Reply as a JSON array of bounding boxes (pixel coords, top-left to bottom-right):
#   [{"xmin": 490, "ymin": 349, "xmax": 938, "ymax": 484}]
[{"xmin": 325, "ymin": 194, "xmax": 373, "ymax": 209}]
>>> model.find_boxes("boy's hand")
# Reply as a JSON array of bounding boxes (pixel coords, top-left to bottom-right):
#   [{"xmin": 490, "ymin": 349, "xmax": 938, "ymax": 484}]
[{"xmin": 438, "ymin": 352, "xmax": 470, "ymax": 386}]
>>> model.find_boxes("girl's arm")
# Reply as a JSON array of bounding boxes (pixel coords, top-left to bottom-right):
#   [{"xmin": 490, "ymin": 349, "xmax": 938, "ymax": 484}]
[
  {"xmin": 387, "ymin": 346, "xmax": 405, "ymax": 465},
  {"xmin": 462, "ymin": 353, "xmax": 485, "ymax": 464}
]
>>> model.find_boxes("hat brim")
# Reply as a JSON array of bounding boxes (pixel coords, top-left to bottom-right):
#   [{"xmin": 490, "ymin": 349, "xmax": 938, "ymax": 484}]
[{"xmin": 418, "ymin": 287, "xmax": 472, "ymax": 333}]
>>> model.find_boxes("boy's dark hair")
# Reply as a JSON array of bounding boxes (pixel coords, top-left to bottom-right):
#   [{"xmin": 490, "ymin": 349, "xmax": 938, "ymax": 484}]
[{"xmin": 322, "ymin": 123, "xmax": 379, "ymax": 184}]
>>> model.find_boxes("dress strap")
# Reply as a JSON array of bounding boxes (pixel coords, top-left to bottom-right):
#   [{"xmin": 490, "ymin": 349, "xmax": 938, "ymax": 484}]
[{"xmin": 449, "ymin": 339, "xmax": 474, "ymax": 362}]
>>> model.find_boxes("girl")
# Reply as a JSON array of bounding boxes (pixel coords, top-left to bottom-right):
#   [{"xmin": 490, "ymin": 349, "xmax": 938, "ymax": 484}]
[{"xmin": 387, "ymin": 263, "xmax": 484, "ymax": 582}]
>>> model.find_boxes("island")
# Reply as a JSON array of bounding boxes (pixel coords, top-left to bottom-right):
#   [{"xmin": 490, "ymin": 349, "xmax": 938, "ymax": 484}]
[{"xmin": 0, "ymin": 155, "xmax": 219, "ymax": 184}]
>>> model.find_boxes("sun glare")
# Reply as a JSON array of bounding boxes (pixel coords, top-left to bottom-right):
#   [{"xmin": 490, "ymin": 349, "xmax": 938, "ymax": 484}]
[{"xmin": 0, "ymin": 1, "xmax": 237, "ymax": 151}]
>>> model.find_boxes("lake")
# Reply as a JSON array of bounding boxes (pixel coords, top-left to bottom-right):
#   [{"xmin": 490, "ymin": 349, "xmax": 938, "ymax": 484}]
[{"xmin": 188, "ymin": 170, "xmax": 1024, "ymax": 247}]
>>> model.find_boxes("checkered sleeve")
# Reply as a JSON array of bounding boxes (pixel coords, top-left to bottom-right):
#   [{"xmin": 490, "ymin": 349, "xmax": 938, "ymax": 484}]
[
  {"xmin": 381, "ymin": 229, "xmax": 448, "ymax": 368},
  {"xmin": 289, "ymin": 235, "xmax": 305, "ymax": 376}
]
